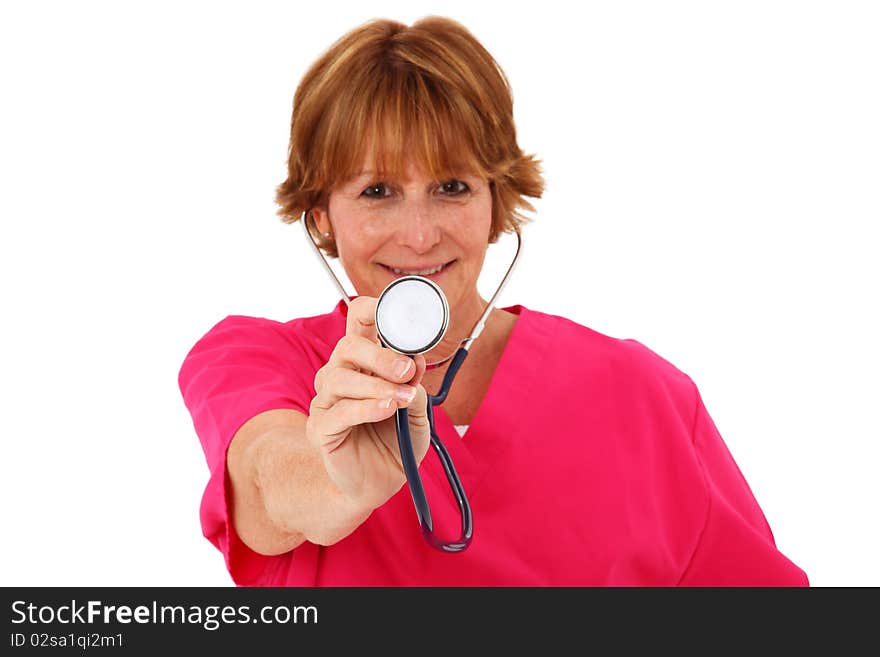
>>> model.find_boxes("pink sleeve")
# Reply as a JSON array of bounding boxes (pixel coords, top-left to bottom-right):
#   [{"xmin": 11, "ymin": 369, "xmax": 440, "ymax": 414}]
[
  {"xmin": 678, "ymin": 393, "xmax": 809, "ymax": 586},
  {"xmin": 178, "ymin": 315, "xmax": 316, "ymax": 585}
]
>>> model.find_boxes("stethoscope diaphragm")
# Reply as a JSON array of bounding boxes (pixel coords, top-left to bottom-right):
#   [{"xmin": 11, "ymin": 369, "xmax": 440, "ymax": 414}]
[{"xmin": 375, "ymin": 276, "xmax": 449, "ymax": 355}]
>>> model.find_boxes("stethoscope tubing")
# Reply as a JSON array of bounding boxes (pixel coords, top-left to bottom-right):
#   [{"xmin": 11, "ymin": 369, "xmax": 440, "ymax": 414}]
[{"xmin": 395, "ymin": 345, "xmax": 472, "ymax": 551}]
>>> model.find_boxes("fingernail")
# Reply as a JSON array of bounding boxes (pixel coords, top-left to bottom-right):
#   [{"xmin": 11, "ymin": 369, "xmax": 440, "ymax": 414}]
[
  {"xmin": 393, "ymin": 359, "xmax": 413, "ymax": 379},
  {"xmin": 379, "ymin": 398, "xmax": 393, "ymax": 409},
  {"xmin": 395, "ymin": 386, "xmax": 417, "ymax": 403}
]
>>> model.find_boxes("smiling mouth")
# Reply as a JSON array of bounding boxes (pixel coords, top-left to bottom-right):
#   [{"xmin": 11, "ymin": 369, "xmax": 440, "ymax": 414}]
[{"xmin": 380, "ymin": 260, "xmax": 455, "ymax": 277}]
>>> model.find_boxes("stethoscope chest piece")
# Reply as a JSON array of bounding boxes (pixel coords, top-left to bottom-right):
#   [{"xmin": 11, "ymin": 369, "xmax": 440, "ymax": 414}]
[{"xmin": 375, "ymin": 276, "xmax": 449, "ymax": 355}]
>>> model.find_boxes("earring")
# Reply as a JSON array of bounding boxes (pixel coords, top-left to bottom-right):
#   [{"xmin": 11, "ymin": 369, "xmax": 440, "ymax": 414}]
[{"xmin": 323, "ymin": 232, "xmax": 331, "ymax": 239}]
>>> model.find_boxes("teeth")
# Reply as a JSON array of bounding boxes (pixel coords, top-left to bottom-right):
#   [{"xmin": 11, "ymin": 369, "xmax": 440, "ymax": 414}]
[{"xmin": 390, "ymin": 263, "xmax": 446, "ymax": 276}]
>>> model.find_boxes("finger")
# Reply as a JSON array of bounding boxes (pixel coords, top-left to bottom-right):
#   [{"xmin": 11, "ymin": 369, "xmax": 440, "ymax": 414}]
[
  {"xmin": 312, "ymin": 368, "xmax": 418, "ymax": 409},
  {"xmin": 408, "ymin": 354, "xmax": 427, "ymax": 387},
  {"xmin": 311, "ymin": 397, "xmax": 400, "ymax": 445},
  {"xmin": 393, "ymin": 384, "xmax": 430, "ymax": 465},
  {"xmin": 345, "ymin": 296, "xmax": 380, "ymax": 344},
  {"xmin": 329, "ymin": 335, "xmax": 417, "ymax": 383},
  {"xmin": 399, "ymin": 383, "xmax": 429, "ymax": 423}
]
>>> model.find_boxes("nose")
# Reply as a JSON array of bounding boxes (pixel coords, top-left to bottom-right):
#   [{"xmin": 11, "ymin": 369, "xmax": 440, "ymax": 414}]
[{"xmin": 395, "ymin": 197, "xmax": 442, "ymax": 255}]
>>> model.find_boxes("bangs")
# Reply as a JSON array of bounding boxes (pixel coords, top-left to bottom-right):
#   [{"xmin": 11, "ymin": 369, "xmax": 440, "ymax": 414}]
[{"xmin": 313, "ymin": 62, "xmax": 491, "ymax": 190}]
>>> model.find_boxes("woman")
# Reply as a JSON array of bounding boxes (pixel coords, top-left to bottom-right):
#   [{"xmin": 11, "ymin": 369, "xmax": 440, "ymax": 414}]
[{"xmin": 178, "ymin": 16, "xmax": 808, "ymax": 586}]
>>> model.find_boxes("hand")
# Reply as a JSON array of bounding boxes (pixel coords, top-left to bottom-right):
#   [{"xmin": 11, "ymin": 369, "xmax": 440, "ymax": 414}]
[{"xmin": 306, "ymin": 296, "xmax": 431, "ymax": 512}]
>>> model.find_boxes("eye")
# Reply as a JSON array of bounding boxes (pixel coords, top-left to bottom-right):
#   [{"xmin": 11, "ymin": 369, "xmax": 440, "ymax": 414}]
[
  {"xmin": 361, "ymin": 183, "xmax": 392, "ymax": 199},
  {"xmin": 437, "ymin": 179, "xmax": 469, "ymax": 196}
]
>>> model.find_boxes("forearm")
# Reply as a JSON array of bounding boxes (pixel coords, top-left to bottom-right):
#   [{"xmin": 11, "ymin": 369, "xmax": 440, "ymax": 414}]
[{"xmin": 227, "ymin": 417, "xmax": 372, "ymax": 555}]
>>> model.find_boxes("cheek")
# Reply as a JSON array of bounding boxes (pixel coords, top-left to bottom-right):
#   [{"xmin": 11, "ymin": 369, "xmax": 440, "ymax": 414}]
[
  {"xmin": 330, "ymin": 197, "xmax": 387, "ymax": 236},
  {"xmin": 454, "ymin": 196, "xmax": 493, "ymax": 245},
  {"xmin": 328, "ymin": 200, "xmax": 388, "ymax": 264},
  {"xmin": 335, "ymin": 223, "xmax": 387, "ymax": 264}
]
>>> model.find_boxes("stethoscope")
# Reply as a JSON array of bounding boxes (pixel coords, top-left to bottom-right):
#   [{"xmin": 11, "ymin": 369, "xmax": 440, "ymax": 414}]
[{"xmin": 300, "ymin": 211, "xmax": 522, "ymax": 552}]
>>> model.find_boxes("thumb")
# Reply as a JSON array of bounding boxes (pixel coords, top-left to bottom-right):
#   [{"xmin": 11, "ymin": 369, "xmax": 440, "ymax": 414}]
[
  {"xmin": 399, "ymin": 355, "xmax": 429, "ymax": 426},
  {"xmin": 402, "ymin": 383, "xmax": 429, "ymax": 426},
  {"xmin": 400, "ymin": 383, "xmax": 431, "ymax": 463}
]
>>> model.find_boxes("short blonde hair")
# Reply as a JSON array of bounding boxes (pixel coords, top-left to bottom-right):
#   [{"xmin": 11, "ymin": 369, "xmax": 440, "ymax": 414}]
[{"xmin": 275, "ymin": 16, "xmax": 544, "ymax": 257}]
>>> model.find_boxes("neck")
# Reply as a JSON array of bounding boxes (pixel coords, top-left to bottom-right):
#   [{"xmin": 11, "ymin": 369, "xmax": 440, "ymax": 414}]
[
  {"xmin": 424, "ymin": 290, "xmax": 488, "ymax": 368},
  {"xmin": 420, "ymin": 303, "xmax": 518, "ymax": 422},
  {"xmin": 419, "ymin": 293, "xmax": 518, "ymax": 400}
]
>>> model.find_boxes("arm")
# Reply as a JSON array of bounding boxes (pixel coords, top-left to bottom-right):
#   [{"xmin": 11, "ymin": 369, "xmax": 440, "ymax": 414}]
[
  {"xmin": 226, "ymin": 408, "xmax": 372, "ymax": 554},
  {"xmin": 224, "ymin": 297, "xmax": 430, "ymax": 556}
]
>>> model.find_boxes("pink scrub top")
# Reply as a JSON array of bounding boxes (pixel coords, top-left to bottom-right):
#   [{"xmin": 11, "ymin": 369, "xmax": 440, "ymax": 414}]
[{"xmin": 178, "ymin": 301, "xmax": 808, "ymax": 586}]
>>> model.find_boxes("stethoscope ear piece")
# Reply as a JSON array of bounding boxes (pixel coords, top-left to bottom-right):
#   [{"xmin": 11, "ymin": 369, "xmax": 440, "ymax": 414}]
[{"xmin": 376, "ymin": 276, "xmax": 449, "ymax": 355}]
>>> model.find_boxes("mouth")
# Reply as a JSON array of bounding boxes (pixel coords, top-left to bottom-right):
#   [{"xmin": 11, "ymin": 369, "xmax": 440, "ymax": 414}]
[{"xmin": 379, "ymin": 260, "xmax": 456, "ymax": 280}]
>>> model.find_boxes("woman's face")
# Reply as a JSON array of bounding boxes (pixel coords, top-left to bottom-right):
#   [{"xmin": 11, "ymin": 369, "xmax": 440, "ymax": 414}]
[{"xmin": 312, "ymin": 160, "xmax": 493, "ymax": 319}]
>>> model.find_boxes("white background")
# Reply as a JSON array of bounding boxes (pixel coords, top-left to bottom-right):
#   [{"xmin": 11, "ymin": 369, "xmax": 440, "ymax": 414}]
[{"xmin": 1, "ymin": 1, "xmax": 877, "ymax": 587}]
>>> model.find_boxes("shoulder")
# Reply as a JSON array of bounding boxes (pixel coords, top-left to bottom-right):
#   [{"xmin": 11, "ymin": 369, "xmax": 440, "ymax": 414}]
[
  {"xmin": 186, "ymin": 304, "xmax": 345, "ymax": 359},
  {"xmin": 178, "ymin": 304, "xmax": 346, "ymax": 388},
  {"xmin": 517, "ymin": 305, "xmax": 697, "ymax": 407}
]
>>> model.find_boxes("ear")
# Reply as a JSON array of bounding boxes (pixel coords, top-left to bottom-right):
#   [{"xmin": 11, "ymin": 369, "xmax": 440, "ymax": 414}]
[{"xmin": 310, "ymin": 207, "xmax": 332, "ymax": 238}]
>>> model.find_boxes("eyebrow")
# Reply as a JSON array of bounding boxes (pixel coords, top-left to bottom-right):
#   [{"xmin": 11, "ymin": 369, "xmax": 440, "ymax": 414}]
[
  {"xmin": 351, "ymin": 170, "xmax": 475, "ymax": 180},
  {"xmin": 344, "ymin": 171, "xmax": 381, "ymax": 185}
]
